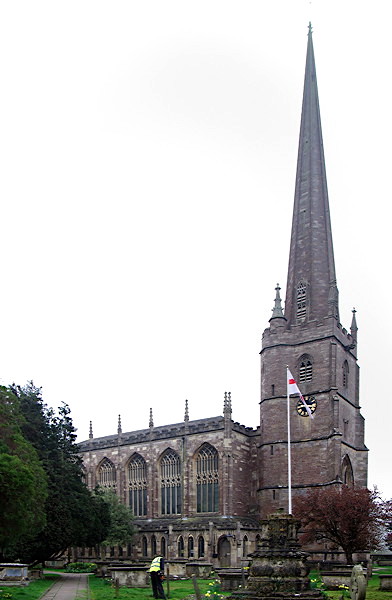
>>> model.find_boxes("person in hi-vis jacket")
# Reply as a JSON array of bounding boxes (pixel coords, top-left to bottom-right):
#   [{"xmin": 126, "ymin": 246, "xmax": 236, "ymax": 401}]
[{"xmin": 149, "ymin": 555, "xmax": 166, "ymax": 599}]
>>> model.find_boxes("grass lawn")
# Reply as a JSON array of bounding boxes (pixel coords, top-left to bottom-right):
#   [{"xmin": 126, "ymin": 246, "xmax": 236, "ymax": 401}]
[
  {"xmin": 314, "ymin": 566, "xmax": 392, "ymax": 600},
  {"xmin": 88, "ymin": 575, "xmax": 225, "ymax": 600},
  {"xmin": 85, "ymin": 567, "xmax": 392, "ymax": 599},
  {"xmin": 0, "ymin": 574, "xmax": 60, "ymax": 600},
  {"xmin": 1, "ymin": 566, "xmax": 392, "ymax": 600}
]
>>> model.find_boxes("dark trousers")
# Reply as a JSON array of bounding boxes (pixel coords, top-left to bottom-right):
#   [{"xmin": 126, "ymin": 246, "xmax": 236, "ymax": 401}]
[{"xmin": 150, "ymin": 571, "xmax": 166, "ymax": 599}]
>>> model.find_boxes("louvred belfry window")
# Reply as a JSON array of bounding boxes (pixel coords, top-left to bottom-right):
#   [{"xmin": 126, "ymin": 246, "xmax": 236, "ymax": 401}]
[
  {"xmin": 296, "ymin": 282, "xmax": 307, "ymax": 321},
  {"xmin": 196, "ymin": 443, "xmax": 219, "ymax": 513},
  {"xmin": 299, "ymin": 358, "xmax": 313, "ymax": 383}
]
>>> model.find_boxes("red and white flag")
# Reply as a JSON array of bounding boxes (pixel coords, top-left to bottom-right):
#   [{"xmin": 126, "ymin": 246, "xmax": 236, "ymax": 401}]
[{"xmin": 287, "ymin": 368, "xmax": 313, "ymax": 419}]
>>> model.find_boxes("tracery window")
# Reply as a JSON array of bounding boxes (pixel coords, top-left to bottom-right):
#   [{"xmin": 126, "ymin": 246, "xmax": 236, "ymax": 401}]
[
  {"xmin": 128, "ymin": 454, "xmax": 147, "ymax": 516},
  {"xmin": 343, "ymin": 360, "xmax": 349, "ymax": 388},
  {"xmin": 196, "ymin": 443, "xmax": 219, "ymax": 513},
  {"xmin": 160, "ymin": 449, "xmax": 182, "ymax": 515},
  {"xmin": 299, "ymin": 356, "xmax": 313, "ymax": 383},
  {"xmin": 98, "ymin": 457, "xmax": 116, "ymax": 488},
  {"xmin": 296, "ymin": 282, "xmax": 307, "ymax": 321}
]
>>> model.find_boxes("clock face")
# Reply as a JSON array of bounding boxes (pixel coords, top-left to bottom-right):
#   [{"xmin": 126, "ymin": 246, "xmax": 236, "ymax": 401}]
[{"xmin": 296, "ymin": 395, "xmax": 317, "ymax": 417}]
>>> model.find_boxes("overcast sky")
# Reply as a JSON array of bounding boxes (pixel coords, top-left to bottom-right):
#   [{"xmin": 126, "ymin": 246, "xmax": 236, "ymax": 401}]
[{"xmin": 1, "ymin": 1, "xmax": 391, "ymax": 500}]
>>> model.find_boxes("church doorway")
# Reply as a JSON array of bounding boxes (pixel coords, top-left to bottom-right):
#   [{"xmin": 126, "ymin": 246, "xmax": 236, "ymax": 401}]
[{"xmin": 218, "ymin": 536, "xmax": 231, "ymax": 567}]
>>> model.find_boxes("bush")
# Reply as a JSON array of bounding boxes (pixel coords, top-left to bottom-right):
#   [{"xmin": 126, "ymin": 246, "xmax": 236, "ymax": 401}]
[{"xmin": 65, "ymin": 562, "xmax": 97, "ymax": 573}]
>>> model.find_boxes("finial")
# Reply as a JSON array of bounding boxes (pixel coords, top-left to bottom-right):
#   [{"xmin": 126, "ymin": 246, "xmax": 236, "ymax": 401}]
[
  {"xmin": 117, "ymin": 414, "xmax": 122, "ymax": 435},
  {"xmin": 351, "ymin": 307, "xmax": 358, "ymax": 333},
  {"xmin": 270, "ymin": 283, "xmax": 286, "ymax": 320},
  {"xmin": 224, "ymin": 391, "xmax": 232, "ymax": 416},
  {"xmin": 184, "ymin": 399, "xmax": 189, "ymax": 422},
  {"xmin": 89, "ymin": 421, "xmax": 93, "ymax": 439},
  {"xmin": 149, "ymin": 408, "xmax": 154, "ymax": 428},
  {"xmin": 308, "ymin": 21, "xmax": 313, "ymax": 35}
]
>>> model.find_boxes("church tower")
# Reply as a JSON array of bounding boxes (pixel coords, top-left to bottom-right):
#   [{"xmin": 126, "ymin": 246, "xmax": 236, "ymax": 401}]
[{"xmin": 259, "ymin": 25, "xmax": 368, "ymax": 517}]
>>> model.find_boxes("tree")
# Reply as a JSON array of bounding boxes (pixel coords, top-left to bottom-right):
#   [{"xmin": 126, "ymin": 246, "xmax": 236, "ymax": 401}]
[
  {"xmin": 11, "ymin": 383, "xmax": 110, "ymax": 563},
  {"xmin": 293, "ymin": 485, "xmax": 392, "ymax": 564},
  {"xmin": 0, "ymin": 386, "xmax": 47, "ymax": 559},
  {"xmin": 100, "ymin": 489, "xmax": 135, "ymax": 547}
]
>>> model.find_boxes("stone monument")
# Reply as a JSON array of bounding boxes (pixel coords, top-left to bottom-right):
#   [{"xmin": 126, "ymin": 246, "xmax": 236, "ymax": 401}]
[{"xmin": 231, "ymin": 511, "xmax": 323, "ymax": 600}]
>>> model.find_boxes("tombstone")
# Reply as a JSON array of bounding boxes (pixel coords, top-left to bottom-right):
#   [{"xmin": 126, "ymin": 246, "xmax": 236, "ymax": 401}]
[
  {"xmin": 350, "ymin": 565, "xmax": 366, "ymax": 600},
  {"xmin": 109, "ymin": 565, "xmax": 149, "ymax": 587},
  {"xmin": 185, "ymin": 562, "xmax": 213, "ymax": 579},
  {"xmin": 0, "ymin": 564, "xmax": 29, "ymax": 586}
]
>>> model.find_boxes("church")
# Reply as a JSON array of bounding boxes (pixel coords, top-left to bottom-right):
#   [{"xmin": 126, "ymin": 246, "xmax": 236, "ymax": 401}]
[{"xmin": 78, "ymin": 26, "xmax": 368, "ymax": 568}]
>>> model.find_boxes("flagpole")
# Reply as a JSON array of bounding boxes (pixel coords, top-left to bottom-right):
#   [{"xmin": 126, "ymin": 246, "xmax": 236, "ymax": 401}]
[{"xmin": 286, "ymin": 366, "xmax": 292, "ymax": 514}]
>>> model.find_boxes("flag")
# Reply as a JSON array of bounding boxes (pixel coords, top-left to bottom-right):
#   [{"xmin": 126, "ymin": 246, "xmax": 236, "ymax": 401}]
[{"xmin": 287, "ymin": 368, "xmax": 313, "ymax": 419}]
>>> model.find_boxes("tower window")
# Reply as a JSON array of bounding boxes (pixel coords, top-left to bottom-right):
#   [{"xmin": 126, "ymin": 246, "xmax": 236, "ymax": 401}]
[
  {"xmin": 343, "ymin": 361, "xmax": 349, "ymax": 388},
  {"xmin": 296, "ymin": 282, "xmax": 307, "ymax": 321},
  {"xmin": 299, "ymin": 358, "xmax": 313, "ymax": 382}
]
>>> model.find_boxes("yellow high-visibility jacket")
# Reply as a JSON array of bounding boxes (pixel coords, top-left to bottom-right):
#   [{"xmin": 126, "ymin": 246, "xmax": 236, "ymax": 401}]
[{"xmin": 149, "ymin": 556, "xmax": 163, "ymax": 572}]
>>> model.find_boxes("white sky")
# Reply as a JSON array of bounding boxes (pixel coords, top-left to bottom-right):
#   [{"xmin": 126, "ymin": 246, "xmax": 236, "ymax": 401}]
[{"xmin": 1, "ymin": 1, "xmax": 391, "ymax": 500}]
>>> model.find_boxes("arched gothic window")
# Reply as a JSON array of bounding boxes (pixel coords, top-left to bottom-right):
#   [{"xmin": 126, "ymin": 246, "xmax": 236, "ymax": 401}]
[
  {"xmin": 343, "ymin": 361, "xmax": 349, "ymax": 388},
  {"xmin": 161, "ymin": 537, "xmax": 166, "ymax": 557},
  {"xmin": 142, "ymin": 536, "xmax": 148, "ymax": 557},
  {"xmin": 242, "ymin": 535, "xmax": 249, "ymax": 558},
  {"xmin": 188, "ymin": 536, "xmax": 194, "ymax": 558},
  {"xmin": 80, "ymin": 465, "xmax": 87, "ymax": 484},
  {"xmin": 198, "ymin": 535, "xmax": 205, "ymax": 558},
  {"xmin": 151, "ymin": 535, "xmax": 157, "ymax": 557},
  {"xmin": 196, "ymin": 443, "xmax": 219, "ymax": 513},
  {"xmin": 341, "ymin": 455, "xmax": 354, "ymax": 486},
  {"xmin": 296, "ymin": 281, "xmax": 307, "ymax": 321},
  {"xmin": 128, "ymin": 454, "xmax": 147, "ymax": 516},
  {"xmin": 160, "ymin": 449, "xmax": 182, "ymax": 515},
  {"xmin": 178, "ymin": 536, "xmax": 184, "ymax": 558},
  {"xmin": 299, "ymin": 356, "xmax": 313, "ymax": 383},
  {"xmin": 98, "ymin": 457, "xmax": 116, "ymax": 488}
]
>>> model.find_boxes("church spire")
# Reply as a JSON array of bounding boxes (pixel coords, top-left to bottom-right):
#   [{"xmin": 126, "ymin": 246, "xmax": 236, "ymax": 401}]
[{"xmin": 284, "ymin": 24, "xmax": 339, "ymax": 326}]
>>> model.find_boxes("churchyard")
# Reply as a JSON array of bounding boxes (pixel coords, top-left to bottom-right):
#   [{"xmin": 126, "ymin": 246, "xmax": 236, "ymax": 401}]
[{"xmin": 1, "ymin": 567, "xmax": 392, "ymax": 600}]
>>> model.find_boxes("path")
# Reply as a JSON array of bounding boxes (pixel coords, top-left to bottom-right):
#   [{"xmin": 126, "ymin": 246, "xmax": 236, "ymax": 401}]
[{"xmin": 40, "ymin": 572, "xmax": 89, "ymax": 600}]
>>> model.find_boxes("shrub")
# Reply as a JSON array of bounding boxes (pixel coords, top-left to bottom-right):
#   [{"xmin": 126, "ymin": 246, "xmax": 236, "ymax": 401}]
[{"xmin": 65, "ymin": 562, "xmax": 97, "ymax": 573}]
